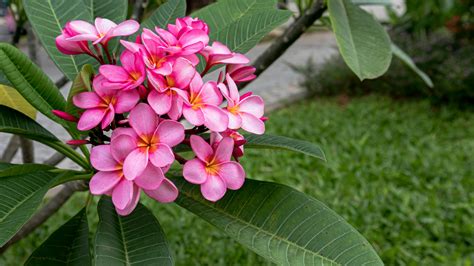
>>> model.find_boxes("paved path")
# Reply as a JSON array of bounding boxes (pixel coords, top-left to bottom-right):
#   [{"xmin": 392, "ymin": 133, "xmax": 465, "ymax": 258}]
[{"xmin": 0, "ymin": 29, "xmax": 337, "ymax": 168}]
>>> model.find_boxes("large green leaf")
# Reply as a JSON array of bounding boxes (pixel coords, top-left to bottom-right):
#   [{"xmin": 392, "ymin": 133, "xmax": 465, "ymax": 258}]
[
  {"xmin": 0, "ymin": 43, "xmax": 66, "ymax": 124},
  {"xmin": 0, "ymin": 167, "xmax": 60, "ymax": 246},
  {"xmin": 0, "ymin": 85, "xmax": 37, "ymax": 119},
  {"xmin": 25, "ymin": 208, "xmax": 91, "ymax": 265},
  {"xmin": 391, "ymin": 43, "xmax": 433, "ymax": 88},
  {"xmin": 23, "ymin": 0, "xmax": 97, "ymax": 81},
  {"xmin": 0, "ymin": 163, "xmax": 55, "ymax": 177},
  {"xmin": 94, "ymin": 197, "xmax": 174, "ymax": 265},
  {"xmin": 328, "ymin": 0, "xmax": 392, "ymax": 80},
  {"xmin": 0, "ymin": 105, "xmax": 90, "ymax": 170},
  {"xmin": 142, "ymin": 0, "xmax": 186, "ymax": 29},
  {"xmin": 174, "ymin": 178, "xmax": 383, "ymax": 265},
  {"xmin": 193, "ymin": 0, "xmax": 292, "ymax": 54},
  {"xmin": 93, "ymin": 0, "xmax": 128, "ymax": 23},
  {"xmin": 244, "ymin": 134, "xmax": 326, "ymax": 161}
]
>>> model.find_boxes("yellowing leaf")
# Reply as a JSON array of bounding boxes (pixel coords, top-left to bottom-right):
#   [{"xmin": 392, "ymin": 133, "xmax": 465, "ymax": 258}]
[{"xmin": 0, "ymin": 85, "xmax": 37, "ymax": 119}]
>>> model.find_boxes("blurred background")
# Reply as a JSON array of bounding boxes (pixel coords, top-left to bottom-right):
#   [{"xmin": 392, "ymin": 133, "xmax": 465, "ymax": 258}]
[{"xmin": 0, "ymin": 0, "xmax": 473, "ymax": 265}]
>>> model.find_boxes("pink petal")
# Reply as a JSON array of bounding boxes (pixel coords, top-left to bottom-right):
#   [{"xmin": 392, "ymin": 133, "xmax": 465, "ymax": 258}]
[
  {"xmin": 155, "ymin": 120, "xmax": 184, "ymax": 147},
  {"xmin": 241, "ymin": 113, "xmax": 265, "ymax": 135},
  {"xmin": 155, "ymin": 28, "xmax": 177, "ymax": 45},
  {"xmin": 190, "ymin": 135, "xmax": 213, "ymax": 162},
  {"xmin": 214, "ymin": 137, "xmax": 234, "ymax": 163},
  {"xmin": 168, "ymin": 95, "xmax": 184, "ymax": 120},
  {"xmin": 149, "ymin": 144, "xmax": 174, "ymax": 168},
  {"xmin": 116, "ymin": 184, "xmax": 140, "ymax": 216},
  {"xmin": 111, "ymin": 134, "xmax": 137, "ymax": 163},
  {"xmin": 144, "ymin": 178, "xmax": 178, "ymax": 203},
  {"xmin": 112, "ymin": 179, "xmax": 134, "ymax": 210},
  {"xmin": 129, "ymin": 103, "xmax": 159, "ymax": 136},
  {"xmin": 99, "ymin": 65, "xmax": 130, "ymax": 83},
  {"xmin": 91, "ymin": 145, "xmax": 119, "ymax": 171},
  {"xmin": 120, "ymin": 39, "xmax": 143, "ymax": 53},
  {"xmin": 69, "ymin": 20, "xmax": 97, "ymax": 35},
  {"xmin": 189, "ymin": 74, "xmax": 203, "ymax": 95},
  {"xmin": 55, "ymin": 35, "xmax": 84, "ymax": 55},
  {"xmin": 77, "ymin": 108, "xmax": 107, "ymax": 131},
  {"xmin": 134, "ymin": 164, "xmax": 164, "ymax": 190},
  {"xmin": 73, "ymin": 92, "xmax": 102, "ymax": 109},
  {"xmin": 123, "ymin": 148, "xmax": 149, "ymax": 180},
  {"xmin": 199, "ymin": 82, "xmax": 222, "ymax": 106},
  {"xmin": 179, "ymin": 29, "xmax": 209, "ymax": 48},
  {"xmin": 148, "ymin": 90, "xmax": 172, "ymax": 115},
  {"xmin": 115, "ymin": 89, "xmax": 140, "ymax": 113},
  {"xmin": 169, "ymin": 58, "xmax": 195, "ymax": 89},
  {"xmin": 202, "ymin": 105, "xmax": 229, "ymax": 132},
  {"xmin": 111, "ymin": 127, "xmax": 137, "ymax": 140},
  {"xmin": 147, "ymin": 70, "xmax": 168, "ymax": 92},
  {"xmin": 227, "ymin": 111, "xmax": 242, "ymax": 129},
  {"xmin": 238, "ymin": 95, "xmax": 264, "ymax": 118},
  {"xmin": 181, "ymin": 42, "xmax": 205, "ymax": 55},
  {"xmin": 94, "ymin": 18, "xmax": 116, "ymax": 35},
  {"xmin": 210, "ymin": 41, "xmax": 232, "ymax": 54},
  {"xmin": 218, "ymin": 162, "xmax": 245, "ymax": 190},
  {"xmin": 183, "ymin": 158, "xmax": 208, "ymax": 184},
  {"xmin": 220, "ymin": 53, "xmax": 249, "ymax": 65},
  {"xmin": 225, "ymin": 74, "xmax": 240, "ymax": 102},
  {"xmin": 66, "ymin": 34, "xmax": 99, "ymax": 42},
  {"xmin": 110, "ymin": 20, "xmax": 139, "ymax": 37},
  {"xmin": 90, "ymin": 170, "xmax": 122, "ymax": 195},
  {"xmin": 183, "ymin": 106, "xmax": 205, "ymax": 126},
  {"xmin": 201, "ymin": 175, "xmax": 227, "ymax": 202},
  {"xmin": 101, "ymin": 107, "xmax": 115, "ymax": 129}
]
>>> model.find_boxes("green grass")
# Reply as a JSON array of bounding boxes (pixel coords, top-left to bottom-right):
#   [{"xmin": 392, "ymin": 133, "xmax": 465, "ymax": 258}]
[{"xmin": 2, "ymin": 95, "xmax": 473, "ymax": 265}]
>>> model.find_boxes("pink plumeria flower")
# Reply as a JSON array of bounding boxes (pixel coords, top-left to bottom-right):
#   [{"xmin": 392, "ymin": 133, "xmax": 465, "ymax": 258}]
[
  {"xmin": 116, "ymin": 103, "xmax": 185, "ymax": 180},
  {"xmin": 181, "ymin": 75, "xmax": 228, "ymax": 132},
  {"xmin": 89, "ymin": 144, "xmax": 178, "ymax": 216},
  {"xmin": 66, "ymin": 18, "xmax": 139, "ymax": 45},
  {"xmin": 147, "ymin": 57, "xmax": 195, "ymax": 120},
  {"xmin": 56, "ymin": 22, "xmax": 94, "ymax": 55},
  {"xmin": 218, "ymin": 74, "xmax": 265, "ymax": 134},
  {"xmin": 201, "ymin": 42, "xmax": 249, "ymax": 69},
  {"xmin": 183, "ymin": 135, "xmax": 245, "ymax": 202},
  {"xmin": 154, "ymin": 25, "xmax": 209, "ymax": 56},
  {"xmin": 211, "ymin": 130, "xmax": 246, "ymax": 158},
  {"xmin": 99, "ymin": 50, "xmax": 146, "ymax": 90},
  {"xmin": 225, "ymin": 64, "xmax": 257, "ymax": 83},
  {"xmin": 168, "ymin": 17, "xmax": 209, "ymax": 37},
  {"xmin": 73, "ymin": 75, "xmax": 140, "ymax": 131}
]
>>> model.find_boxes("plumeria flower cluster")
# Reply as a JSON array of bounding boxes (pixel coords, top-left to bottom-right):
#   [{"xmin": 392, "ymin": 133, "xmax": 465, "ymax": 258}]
[{"xmin": 54, "ymin": 16, "xmax": 265, "ymax": 215}]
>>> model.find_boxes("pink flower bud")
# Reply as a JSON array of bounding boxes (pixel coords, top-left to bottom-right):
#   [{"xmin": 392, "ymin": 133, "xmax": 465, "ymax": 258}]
[
  {"xmin": 66, "ymin": 139, "xmax": 89, "ymax": 146},
  {"xmin": 52, "ymin": 110, "xmax": 78, "ymax": 122}
]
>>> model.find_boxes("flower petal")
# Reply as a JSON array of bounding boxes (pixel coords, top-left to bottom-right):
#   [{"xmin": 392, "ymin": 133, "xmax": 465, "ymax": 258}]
[
  {"xmin": 116, "ymin": 184, "xmax": 141, "ymax": 216},
  {"xmin": 148, "ymin": 90, "xmax": 172, "ymax": 115},
  {"xmin": 218, "ymin": 162, "xmax": 245, "ymax": 190},
  {"xmin": 99, "ymin": 65, "xmax": 130, "ymax": 83},
  {"xmin": 200, "ymin": 82, "xmax": 222, "ymax": 106},
  {"xmin": 134, "ymin": 164, "xmax": 164, "ymax": 190},
  {"xmin": 94, "ymin": 18, "xmax": 116, "ymax": 35},
  {"xmin": 190, "ymin": 135, "xmax": 213, "ymax": 162},
  {"xmin": 110, "ymin": 20, "xmax": 139, "ymax": 37},
  {"xmin": 240, "ymin": 112, "xmax": 265, "ymax": 135},
  {"xmin": 90, "ymin": 170, "xmax": 122, "ymax": 195},
  {"xmin": 101, "ymin": 106, "xmax": 115, "ymax": 129},
  {"xmin": 227, "ymin": 111, "xmax": 242, "ymax": 129},
  {"xmin": 201, "ymin": 175, "xmax": 226, "ymax": 202},
  {"xmin": 115, "ymin": 89, "xmax": 140, "ymax": 113},
  {"xmin": 111, "ymin": 134, "xmax": 137, "ymax": 163},
  {"xmin": 73, "ymin": 92, "xmax": 102, "ymax": 109},
  {"xmin": 183, "ymin": 158, "xmax": 208, "ymax": 184},
  {"xmin": 214, "ymin": 137, "xmax": 234, "ymax": 163},
  {"xmin": 77, "ymin": 108, "xmax": 106, "ymax": 131},
  {"xmin": 144, "ymin": 178, "xmax": 178, "ymax": 203},
  {"xmin": 179, "ymin": 29, "xmax": 209, "ymax": 48},
  {"xmin": 238, "ymin": 95, "xmax": 265, "ymax": 118},
  {"xmin": 129, "ymin": 103, "xmax": 158, "ymax": 136},
  {"xmin": 69, "ymin": 20, "xmax": 97, "ymax": 35},
  {"xmin": 183, "ymin": 106, "xmax": 205, "ymax": 126},
  {"xmin": 112, "ymin": 179, "xmax": 134, "ymax": 210},
  {"xmin": 123, "ymin": 148, "xmax": 149, "ymax": 180},
  {"xmin": 91, "ymin": 145, "xmax": 119, "ymax": 171},
  {"xmin": 170, "ymin": 58, "xmax": 195, "ymax": 89},
  {"xmin": 202, "ymin": 105, "xmax": 229, "ymax": 132},
  {"xmin": 155, "ymin": 120, "xmax": 184, "ymax": 147},
  {"xmin": 149, "ymin": 144, "xmax": 174, "ymax": 168}
]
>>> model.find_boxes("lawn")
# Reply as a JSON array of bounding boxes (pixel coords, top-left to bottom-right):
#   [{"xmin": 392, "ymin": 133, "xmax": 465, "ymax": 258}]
[{"xmin": 2, "ymin": 95, "xmax": 473, "ymax": 265}]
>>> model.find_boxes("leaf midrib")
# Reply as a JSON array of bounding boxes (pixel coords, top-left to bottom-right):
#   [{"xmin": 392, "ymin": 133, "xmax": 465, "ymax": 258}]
[
  {"xmin": 117, "ymin": 216, "xmax": 131, "ymax": 265},
  {"xmin": 179, "ymin": 189, "xmax": 340, "ymax": 265}
]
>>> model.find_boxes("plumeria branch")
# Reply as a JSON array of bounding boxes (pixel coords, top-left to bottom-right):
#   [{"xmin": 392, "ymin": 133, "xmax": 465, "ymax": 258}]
[{"xmin": 239, "ymin": 0, "xmax": 327, "ymax": 90}]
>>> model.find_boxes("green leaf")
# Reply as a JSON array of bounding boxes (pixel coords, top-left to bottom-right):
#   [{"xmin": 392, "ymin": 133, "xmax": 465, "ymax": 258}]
[
  {"xmin": 328, "ymin": 0, "xmax": 392, "ymax": 80},
  {"xmin": 142, "ymin": 0, "xmax": 186, "ymax": 29},
  {"xmin": 391, "ymin": 43, "xmax": 434, "ymax": 88},
  {"xmin": 244, "ymin": 134, "xmax": 326, "ymax": 161},
  {"xmin": 94, "ymin": 197, "xmax": 174, "ymax": 265},
  {"xmin": 193, "ymin": 0, "xmax": 292, "ymax": 54},
  {"xmin": 0, "ymin": 168, "xmax": 60, "ymax": 246},
  {"xmin": 25, "ymin": 208, "xmax": 91, "ymax": 265},
  {"xmin": 0, "ymin": 105, "xmax": 90, "ymax": 170},
  {"xmin": 93, "ymin": 0, "xmax": 128, "ymax": 23},
  {"xmin": 351, "ymin": 0, "xmax": 392, "ymax": 5},
  {"xmin": 66, "ymin": 64, "xmax": 94, "ymax": 117},
  {"xmin": 174, "ymin": 178, "xmax": 383, "ymax": 265},
  {"xmin": 0, "ymin": 163, "xmax": 55, "ymax": 177},
  {"xmin": 0, "ymin": 72, "xmax": 12, "ymax": 86},
  {"xmin": 0, "ymin": 43, "xmax": 66, "ymax": 124},
  {"xmin": 0, "ymin": 85, "xmax": 37, "ymax": 119},
  {"xmin": 23, "ymin": 0, "xmax": 97, "ymax": 81}
]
